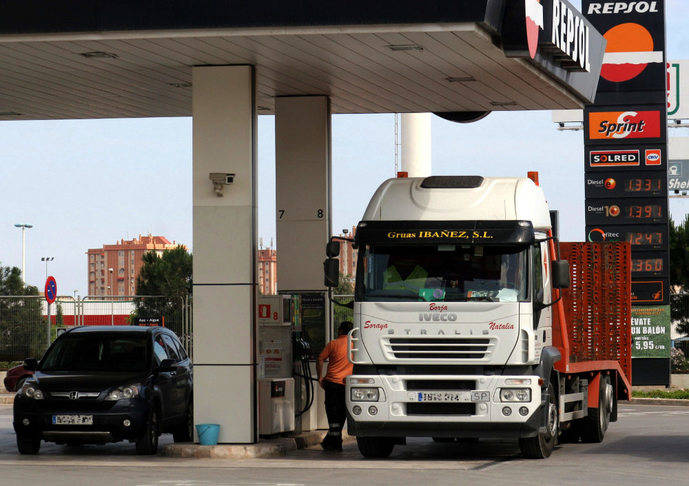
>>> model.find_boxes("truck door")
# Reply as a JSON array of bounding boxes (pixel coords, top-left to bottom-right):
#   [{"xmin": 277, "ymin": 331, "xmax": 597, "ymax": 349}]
[{"xmin": 532, "ymin": 241, "xmax": 552, "ymax": 351}]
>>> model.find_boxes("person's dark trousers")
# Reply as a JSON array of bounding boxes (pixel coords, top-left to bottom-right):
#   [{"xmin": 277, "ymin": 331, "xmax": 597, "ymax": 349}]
[{"xmin": 322, "ymin": 379, "xmax": 346, "ymax": 450}]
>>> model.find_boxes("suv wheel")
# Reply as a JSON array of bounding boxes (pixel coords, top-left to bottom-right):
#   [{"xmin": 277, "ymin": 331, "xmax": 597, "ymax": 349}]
[
  {"xmin": 17, "ymin": 433, "xmax": 40, "ymax": 455},
  {"xmin": 173, "ymin": 403, "xmax": 194, "ymax": 443},
  {"xmin": 136, "ymin": 408, "xmax": 160, "ymax": 455}
]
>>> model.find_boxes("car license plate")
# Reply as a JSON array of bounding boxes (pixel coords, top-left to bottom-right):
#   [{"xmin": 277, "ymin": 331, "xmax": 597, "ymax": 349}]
[
  {"xmin": 415, "ymin": 392, "xmax": 471, "ymax": 403},
  {"xmin": 52, "ymin": 415, "xmax": 93, "ymax": 425}
]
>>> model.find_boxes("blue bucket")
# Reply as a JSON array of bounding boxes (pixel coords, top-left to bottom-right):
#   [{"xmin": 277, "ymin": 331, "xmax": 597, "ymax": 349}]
[{"xmin": 196, "ymin": 423, "xmax": 220, "ymax": 446}]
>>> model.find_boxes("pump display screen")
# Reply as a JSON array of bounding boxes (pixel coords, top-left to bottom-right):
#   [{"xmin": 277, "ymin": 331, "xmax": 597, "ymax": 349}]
[{"xmin": 356, "ymin": 244, "xmax": 529, "ymax": 303}]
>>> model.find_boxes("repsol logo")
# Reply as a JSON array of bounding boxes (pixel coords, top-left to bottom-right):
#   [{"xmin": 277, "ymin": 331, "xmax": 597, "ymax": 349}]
[
  {"xmin": 419, "ymin": 313, "xmax": 458, "ymax": 322},
  {"xmin": 587, "ymin": 2, "xmax": 659, "ymax": 14}
]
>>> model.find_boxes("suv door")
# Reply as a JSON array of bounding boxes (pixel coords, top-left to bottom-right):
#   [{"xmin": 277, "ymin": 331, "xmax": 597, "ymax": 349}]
[
  {"xmin": 161, "ymin": 333, "xmax": 188, "ymax": 419},
  {"xmin": 152, "ymin": 333, "xmax": 176, "ymax": 424}
]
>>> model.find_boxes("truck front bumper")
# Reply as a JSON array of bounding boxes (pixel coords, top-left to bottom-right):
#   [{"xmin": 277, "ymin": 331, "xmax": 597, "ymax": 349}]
[{"xmin": 346, "ymin": 374, "xmax": 544, "ymax": 439}]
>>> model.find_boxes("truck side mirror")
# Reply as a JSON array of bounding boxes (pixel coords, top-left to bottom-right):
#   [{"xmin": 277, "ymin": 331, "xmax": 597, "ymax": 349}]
[
  {"xmin": 324, "ymin": 258, "xmax": 340, "ymax": 287},
  {"xmin": 552, "ymin": 260, "xmax": 570, "ymax": 289},
  {"xmin": 326, "ymin": 240, "xmax": 341, "ymax": 258}
]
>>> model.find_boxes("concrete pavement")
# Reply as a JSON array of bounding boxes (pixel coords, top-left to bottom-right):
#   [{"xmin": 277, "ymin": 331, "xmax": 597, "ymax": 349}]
[{"xmin": 1, "ymin": 404, "xmax": 689, "ymax": 485}]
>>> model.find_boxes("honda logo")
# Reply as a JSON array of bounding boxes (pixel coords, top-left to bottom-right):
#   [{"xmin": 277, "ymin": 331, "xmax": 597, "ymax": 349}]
[{"xmin": 69, "ymin": 391, "xmax": 79, "ymax": 400}]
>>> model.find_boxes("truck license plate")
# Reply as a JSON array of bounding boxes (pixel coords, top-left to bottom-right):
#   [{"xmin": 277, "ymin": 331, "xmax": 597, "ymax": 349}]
[
  {"xmin": 52, "ymin": 415, "xmax": 93, "ymax": 425},
  {"xmin": 415, "ymin": 392, "xmax": 471, "ymax": 403}
]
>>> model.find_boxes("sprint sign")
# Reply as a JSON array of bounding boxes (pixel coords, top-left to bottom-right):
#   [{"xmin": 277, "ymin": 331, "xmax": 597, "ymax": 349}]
[{"xmin": 588, "ymin": 110, "xmax": 661, "ymax": 140}]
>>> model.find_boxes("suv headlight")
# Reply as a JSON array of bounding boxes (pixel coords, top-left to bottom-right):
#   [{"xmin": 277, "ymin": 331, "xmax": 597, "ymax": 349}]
[
  {"xmin": 350, "ymin": 387, "xmax": 380, "ymax": 402},
  {"xmin": 106, "ymin": 384, "xmax": 141, "ymax": 401},
  {"xmin": 500, "ymin": 388, "xmax": 531, "ymax": 402},
  {"xmin": 19, "ymin": 383, "xmax": 44, "ymax": 400}
]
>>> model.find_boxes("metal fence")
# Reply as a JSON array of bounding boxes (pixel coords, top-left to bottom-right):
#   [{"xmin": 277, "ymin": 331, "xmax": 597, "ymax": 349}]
[{"xmin": 0, "ymin": 295, "xmax": 192, "ymax": 362}]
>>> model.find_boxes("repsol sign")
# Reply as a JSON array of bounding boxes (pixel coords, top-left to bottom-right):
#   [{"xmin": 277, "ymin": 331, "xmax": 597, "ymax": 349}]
[
  {"xmin": 587, "ymin": 2, "xmax": 659, "ymax": 14},
  {"xmin": 548, "ymin": 0, "xmax": 592, "ymax": 71}
]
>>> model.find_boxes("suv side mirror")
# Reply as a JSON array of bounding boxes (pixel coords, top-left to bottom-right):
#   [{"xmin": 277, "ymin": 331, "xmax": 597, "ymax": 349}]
[
  {"xmin": 552, "ymin": 260, "xmax": 570, "ymax": 289},
  {"xmin": 23, "ymin": 358, "xmax": 37, "ymax": 372},
  {"xmin": 157, "ymin": 358, "xmax": 177, "ymax": 373},
  {"xmin": 326, "ymin": 240, "xmax": 341, "ymax": 258},
  {"xmin": 324, "ymin": 258, "xmax": 339, "ymax": 287}
]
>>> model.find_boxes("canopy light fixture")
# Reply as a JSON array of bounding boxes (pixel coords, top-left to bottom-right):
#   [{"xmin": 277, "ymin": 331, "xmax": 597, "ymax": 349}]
[
  {"xmin": 446, "ymin": 76, "xmax": 476, "ymax": 83},
  {"xmin": 0, "ymin": 111, "xmax": 22, "ymax": 116},
  {"xmin": 257, "ymin": 106, "xmax": 271, "ymax": 112},
  {"xmin": 168, "ymin": 81, "xmax": 192, "ymax": 88},
  {"xmin": 490, "ymin": 101, "xmax": 518, "ymax": 107},
  {"xmin": 80, "ymin": 51, "xmax": 119, "ymax": 59},
  {"xmin": 386, "ymin": 44, "xmax": 423, "ymax": 52}
]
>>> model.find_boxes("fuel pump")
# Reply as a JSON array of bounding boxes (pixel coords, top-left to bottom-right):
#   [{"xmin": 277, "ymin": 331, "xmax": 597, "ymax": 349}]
[{"xmin": 257, "ymin": 295, "xmax": 296, "ymax": 436}]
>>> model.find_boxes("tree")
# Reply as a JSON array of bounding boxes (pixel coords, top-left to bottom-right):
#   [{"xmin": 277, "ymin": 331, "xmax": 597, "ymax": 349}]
[
  {"xmin": 0, "ymin": 264, "xmax": 45, "ymax": 359},
  {"xmin": 55, "ymin": 303, "xmax": 64, "ymax": 326},
  {"xmin": 670, "ymin": 216, "xmax": 689, "ymax": 335},
  {"xmin": 332, "ymin": 274, "xmax": 355, "ymax": 327},
  {"xmin": 133, "ymin": 247, "xmax": 192, "ymax": 334}
]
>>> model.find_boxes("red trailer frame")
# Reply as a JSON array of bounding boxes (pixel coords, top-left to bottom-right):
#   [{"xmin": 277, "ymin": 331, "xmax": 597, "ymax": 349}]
[{"xmin": 550, "ymin": 239, "xmax": 633, "ymax": 404}]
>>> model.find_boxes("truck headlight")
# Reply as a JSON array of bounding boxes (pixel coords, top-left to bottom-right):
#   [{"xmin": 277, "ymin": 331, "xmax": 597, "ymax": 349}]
[
  {"xmin": 350, "ymin": 387, "xmax": 380, "ymax": 402},
  {"xmin": 500, "ymin": 388, "xmax": 531, "ymax": 402}
]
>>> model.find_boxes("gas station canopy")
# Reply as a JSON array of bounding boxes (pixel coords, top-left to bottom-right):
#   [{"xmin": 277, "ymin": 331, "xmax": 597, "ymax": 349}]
[{"xmin": 0, "ymin": 0, "xmax": 605, "ymax": 119}]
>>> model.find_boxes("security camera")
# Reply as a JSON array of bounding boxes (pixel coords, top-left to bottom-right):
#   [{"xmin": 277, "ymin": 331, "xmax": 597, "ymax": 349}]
[{"xmin": 209, "ymin": 173, "xmax": 235, "ymax": 197}]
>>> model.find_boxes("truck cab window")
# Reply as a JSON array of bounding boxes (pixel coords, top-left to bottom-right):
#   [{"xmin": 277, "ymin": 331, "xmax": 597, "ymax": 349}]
[
  {"xmin": 357, "ymin": 244, "xmax": 528, "ymax": 303},
  {"xmin": 532, "ymin": 244, "xmax": 544, "ymax": 303}
]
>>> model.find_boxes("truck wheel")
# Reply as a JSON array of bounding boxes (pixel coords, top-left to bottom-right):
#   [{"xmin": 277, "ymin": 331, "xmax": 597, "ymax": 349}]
[
  {"xmin": 356, "ymin": 437, "xmax": 395, "ymax": 458},
  {"xmin": 16, "ymin": 433, "xmax": 40, "ymax": 455},
  {"xmin": 581, "ymin": 375, "xmax": 612, "ymax": 443},
  {"xmin": 519, "ymin": 384, "xmax": 558, "ymax": 459}
]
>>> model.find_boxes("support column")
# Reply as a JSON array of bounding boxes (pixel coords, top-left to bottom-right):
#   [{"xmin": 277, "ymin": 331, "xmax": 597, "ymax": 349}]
[
  {"xmin": 401, "ymin": 113, "xmax": 432, "ymax": 177},
  {"xmin": 275, "ymin": 96, "xmax": 332, "ymax": 432},
  {"xmin": 275, "ymin": 96, "xmax": 332, "ymax": 292},
  {"xmin": 192, "ymin": 65, "xmax": 257, "ymax": 444}
]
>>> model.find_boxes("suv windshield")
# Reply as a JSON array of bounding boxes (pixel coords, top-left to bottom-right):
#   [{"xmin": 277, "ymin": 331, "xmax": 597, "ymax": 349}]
[
  {"xmin": 41, "ymin": 333, "xmax": 149, "ymax": 372},
  {"xmin": 357, "ymin": 244, "xmax": 528, "ymax": 302}
]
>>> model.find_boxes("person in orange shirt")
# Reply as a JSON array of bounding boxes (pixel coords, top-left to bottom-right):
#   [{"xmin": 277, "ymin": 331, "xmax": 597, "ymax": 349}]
[{"xmin": 317, "ymin": 321, "xmax": 354, "ymax": 451}]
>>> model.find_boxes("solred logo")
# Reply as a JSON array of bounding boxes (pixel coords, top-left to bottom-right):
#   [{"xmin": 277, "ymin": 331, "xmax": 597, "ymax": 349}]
[
  {"xmin": 589, "ymin": 149, "xmax": 640, "ymax": 167},
  {"xmin": 588, "ymin": 111, "xmax": 661, "ymax": 140},
  {"xmin": 525, "ymin": 0, "xmax": 543, "ymax": 59}
]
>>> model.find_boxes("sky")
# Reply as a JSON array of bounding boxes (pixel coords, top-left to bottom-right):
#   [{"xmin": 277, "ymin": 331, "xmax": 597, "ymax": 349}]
[{"xmin": 2, "ymin": 1, "xmax": 689, "ymax": 297}]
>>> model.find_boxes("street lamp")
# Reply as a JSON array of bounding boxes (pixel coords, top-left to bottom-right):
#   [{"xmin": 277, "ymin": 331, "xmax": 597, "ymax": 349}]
[
  {"xmin": 41, "ymin": 257, "xmax": 54, "ymax": 282},
  {"xmin": 14, "ymin": 223, "xmax": 33, "ymax": 281}
]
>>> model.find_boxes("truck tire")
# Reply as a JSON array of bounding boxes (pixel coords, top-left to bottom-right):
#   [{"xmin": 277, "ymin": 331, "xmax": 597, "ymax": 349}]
[
  {"xmin": 519, "ymin": 384, "xmax": 558, "ymax": 459},
  {"xmin": 356, "ymin": 437, "xmax": 395, "ymax": 458},
  {"xmin": 581, "ymin": 375, "xmax": 612, "ymax": 443}
]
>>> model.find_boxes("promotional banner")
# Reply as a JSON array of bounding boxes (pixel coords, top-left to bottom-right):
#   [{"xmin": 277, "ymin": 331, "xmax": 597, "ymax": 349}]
[{"xmin": 631, "ymin": 305, "xmax": 671, "ymax": 358}]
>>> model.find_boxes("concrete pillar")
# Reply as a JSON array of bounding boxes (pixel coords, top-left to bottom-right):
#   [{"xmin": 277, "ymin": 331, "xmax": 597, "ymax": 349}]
[
  {"xmin": 192, "ymin": 65, "xmax": 257, "ymax": 444},
  {"xmin": 401, "ymin": 113, "xmax": 432, "ymax": 177},
  {"xmin": 275, "ymin": 96, "xmax": 332, "ymax": 292},
  {"xmin": 275, "ymin": 96, "xmax": 332, "ymax": 432}
]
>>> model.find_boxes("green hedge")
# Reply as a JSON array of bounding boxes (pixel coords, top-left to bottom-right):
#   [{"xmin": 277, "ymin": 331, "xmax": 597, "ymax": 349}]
[{"xmin": 632, "ymin": 389, "xmax": 689, "ymax": 399}]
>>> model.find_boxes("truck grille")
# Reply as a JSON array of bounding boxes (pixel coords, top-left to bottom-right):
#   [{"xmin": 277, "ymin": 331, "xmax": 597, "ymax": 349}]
[
  {"xmin": 382, "ymin": 337, "xmax": 494, "ymax": 360},
  {"xmin": 406, "ymin": 403, "xmax": 476, "ymax": 416}
]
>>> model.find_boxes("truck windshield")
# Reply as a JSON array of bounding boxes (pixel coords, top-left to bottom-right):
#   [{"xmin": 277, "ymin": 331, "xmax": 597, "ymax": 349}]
[
  {"xmin": 357, "ymin": 244, "xmax": 528, "ymax": 302},
  {"xmin": 41, "ymin": 333, "xmax": 149, "ymax": 372}
]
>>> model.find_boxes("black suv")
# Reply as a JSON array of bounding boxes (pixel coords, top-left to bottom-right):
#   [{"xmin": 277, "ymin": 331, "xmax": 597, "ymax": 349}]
[{"xmin": 13, "ymin": 326, "xmax": 193, "ymax": 455}]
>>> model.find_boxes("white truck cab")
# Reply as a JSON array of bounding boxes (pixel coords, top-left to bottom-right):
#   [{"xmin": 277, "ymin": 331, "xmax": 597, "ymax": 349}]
[{"xmin": 325, "ymin": 176, "xmax": 571, "ymax": 458}]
